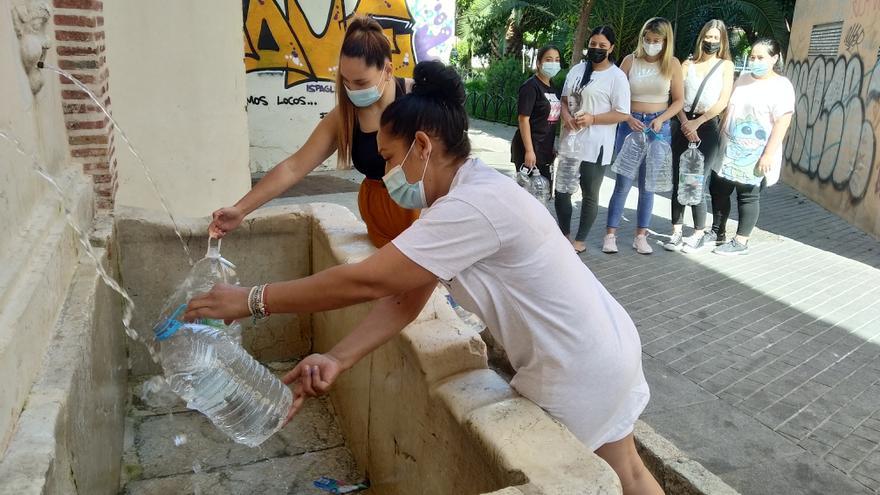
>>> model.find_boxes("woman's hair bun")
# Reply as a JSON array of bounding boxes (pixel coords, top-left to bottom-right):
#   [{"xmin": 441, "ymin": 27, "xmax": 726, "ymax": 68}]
[
  {"xmin": 346, "ymin": 15, "xmax": 384, "ymax": 35},
  {"xmin": 411, "ymin": 60, "xmax": 465, "ymax": 106}
]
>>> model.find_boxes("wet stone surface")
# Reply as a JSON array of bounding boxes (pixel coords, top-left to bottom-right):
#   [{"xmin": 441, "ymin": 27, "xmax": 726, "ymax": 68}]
[{"xmin": 121, "ymin": 364, "xmax": 369, "ymax": 495}]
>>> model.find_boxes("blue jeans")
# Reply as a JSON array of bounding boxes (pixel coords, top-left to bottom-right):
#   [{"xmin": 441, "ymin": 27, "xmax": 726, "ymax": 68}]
[{"xmin": 607, "ymin": 111, "xmax": 672, "ymax": 230}]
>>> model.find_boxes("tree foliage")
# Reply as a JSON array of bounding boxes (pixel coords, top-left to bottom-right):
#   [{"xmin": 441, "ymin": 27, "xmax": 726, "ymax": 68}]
[{"xmin": 458, "ymin": 0, "xmax": 795, "ymax": 69}]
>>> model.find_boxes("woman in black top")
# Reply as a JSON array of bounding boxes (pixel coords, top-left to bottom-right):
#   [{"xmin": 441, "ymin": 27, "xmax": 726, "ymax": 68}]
[
  {"xmin": 511, "ymin": 45, "xmax": 562, "ymax": 182},
  {"xmin": 208, "ymin": 17, "xmax": 418, "ymax": 248}
]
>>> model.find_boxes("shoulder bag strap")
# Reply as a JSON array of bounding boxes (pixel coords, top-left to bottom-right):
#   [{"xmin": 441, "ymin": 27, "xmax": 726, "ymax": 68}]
[{"xmin": 688, "ymin": 60, "xmax": 724, "ymax": 117}]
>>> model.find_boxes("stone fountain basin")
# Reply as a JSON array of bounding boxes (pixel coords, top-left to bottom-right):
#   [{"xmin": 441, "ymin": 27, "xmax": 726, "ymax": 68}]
[{"xmin": 0, "ymin": 203, "xmax": 621, "ymax": 495}]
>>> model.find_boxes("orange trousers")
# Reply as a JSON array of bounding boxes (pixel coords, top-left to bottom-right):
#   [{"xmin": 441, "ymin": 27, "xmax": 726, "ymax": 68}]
[{"xmin": 357, "ymin": 178, "xmax": 420, "ymax": 248}]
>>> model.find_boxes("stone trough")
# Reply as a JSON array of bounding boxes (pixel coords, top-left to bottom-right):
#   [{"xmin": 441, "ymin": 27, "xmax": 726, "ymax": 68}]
[{"xmin": 0, "ymin": 202, "xmax": 622, "ymax": 495}]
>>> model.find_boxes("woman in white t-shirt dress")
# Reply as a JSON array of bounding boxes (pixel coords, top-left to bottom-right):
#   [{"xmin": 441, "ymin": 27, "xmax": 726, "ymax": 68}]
[
  {"xmin": 186, "ymin": 61, "xmax": 663, "ymax": 494},
  {"xmin": 709, "ymin": 38, "xmax": 795, "ymax": 256}
]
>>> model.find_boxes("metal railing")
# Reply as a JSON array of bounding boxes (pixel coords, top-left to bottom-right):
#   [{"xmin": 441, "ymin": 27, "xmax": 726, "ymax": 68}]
[{"xmin": 465, "ymin": 91, "xmax": 518, "ymax": 126}]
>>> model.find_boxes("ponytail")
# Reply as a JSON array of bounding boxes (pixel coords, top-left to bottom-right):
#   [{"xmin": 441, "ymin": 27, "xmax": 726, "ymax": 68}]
[{"xmin": 335, "ymin": 16, "xmax": 393, "ymax": 169}]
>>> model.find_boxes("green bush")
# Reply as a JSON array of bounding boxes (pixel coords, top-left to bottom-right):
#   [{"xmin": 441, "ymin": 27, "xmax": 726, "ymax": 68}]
[
  {"xmin": 464, "ymin": 71, "xmax": 487, "ymax": 93},
  {"xmin": 484, "ymin": 57, "xmax": 531, "ymax": 98}
]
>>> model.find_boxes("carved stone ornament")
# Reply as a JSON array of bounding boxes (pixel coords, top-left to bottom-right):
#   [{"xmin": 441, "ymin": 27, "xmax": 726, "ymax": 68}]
[{"xmin": 12, "ymin": 1, "xmax": 52, "ymax": 94}]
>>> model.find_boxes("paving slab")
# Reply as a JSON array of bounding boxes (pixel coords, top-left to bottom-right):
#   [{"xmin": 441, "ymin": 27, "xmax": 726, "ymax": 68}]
[
  {"xmin": 722, "ymin": 452, "xmax": 873, "ymax": 495},
  {"xmin": 121, "ymin": 364, "xmax": 358, "ymax": 495},
  {"xmin": 643, "ymin": 400, "xmax": 805, "ymax": 475}
]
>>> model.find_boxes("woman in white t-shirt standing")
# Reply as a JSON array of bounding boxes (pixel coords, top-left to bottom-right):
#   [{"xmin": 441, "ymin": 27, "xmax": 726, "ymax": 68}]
[
  {"xmin": 604, "ymin": 17, "xmax": 684, "ymax": 255},
  {"xmin": 709, "ymin": 38, "xmax": 795, "ymax": 256},
  {"xmin": 555, "ymin": 26, "xmax": 631, "ymax": 254},
  {"xmin": 186, "ymin": 61, "xmax": 663, "ymax": 495}
]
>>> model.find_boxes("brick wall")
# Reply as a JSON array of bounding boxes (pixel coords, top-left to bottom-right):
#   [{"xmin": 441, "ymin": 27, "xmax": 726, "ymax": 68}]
[{"xmin": 52, "ymin": 0, "xmax": 116, "ymax": 210}]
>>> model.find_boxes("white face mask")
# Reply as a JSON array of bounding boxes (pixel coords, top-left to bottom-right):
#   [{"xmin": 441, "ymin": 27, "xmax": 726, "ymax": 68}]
[
  {"xmin": 644, "ymin": 42, "xmax": 663, "ymax": 57},
  {"xmin": 382, "ymin": 139, "xmax": 430, "ymax": 209},
  {"xmin": 344, "ymin": 72, "xmax": 388, "ymax": 107}
]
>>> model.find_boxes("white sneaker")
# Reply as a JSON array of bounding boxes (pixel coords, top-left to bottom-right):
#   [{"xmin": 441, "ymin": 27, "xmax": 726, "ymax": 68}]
[
  {"xmin": 633, "ymin": 234, "xmax": 653, "ymax": 254},
  {"xmin": 663, "ymin": 231, "xmax": 684, "ymax": 251},
  {"xmin": 602, "ymin": 234, "xmax": 618, "ymax": 253}
]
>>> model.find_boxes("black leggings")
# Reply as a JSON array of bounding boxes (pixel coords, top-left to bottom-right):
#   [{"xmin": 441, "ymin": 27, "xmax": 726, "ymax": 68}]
[
  {"xmin": 709, "ymin": 171, "xmax": 762, "ymax": 238},
  {"xmin": 671, "ymin": 115, "xmax": 721, "ymax": 228},
  {"xmin": 554, "ymin": 151, "xmax": 605, "ymax": 242}
]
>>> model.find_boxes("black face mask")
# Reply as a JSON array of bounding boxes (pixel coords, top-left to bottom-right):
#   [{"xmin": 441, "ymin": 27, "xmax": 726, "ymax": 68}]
[
  {"xmin": 586, "ymin": 48, "xmax": 608, "ymax": 64},
  {"xmin": 702, "ymin": 41, "xmax": 721, "ymax": 54}
]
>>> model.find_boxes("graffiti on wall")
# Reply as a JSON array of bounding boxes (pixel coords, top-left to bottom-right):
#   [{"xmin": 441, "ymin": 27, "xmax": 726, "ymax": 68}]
[
  {"xmin": 410, "ymin": 0, "xmax": 454, "ymax": 62},
  {"xmin": 784, "ymin": 54, "xmax": 880, "ymax": 201},
  {"xmin": 244, "ymin": 0, "xmax": 454, "ymax": 89}
]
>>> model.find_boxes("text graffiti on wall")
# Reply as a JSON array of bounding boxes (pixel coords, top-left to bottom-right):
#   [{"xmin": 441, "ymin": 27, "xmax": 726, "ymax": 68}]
[
  {"xmin": 243, "ymin": 0, "xmax": 417, "ymax": 88},
  {"xmin": 784, "ymin": 54, "xmax": 880, "ymax": 202}
]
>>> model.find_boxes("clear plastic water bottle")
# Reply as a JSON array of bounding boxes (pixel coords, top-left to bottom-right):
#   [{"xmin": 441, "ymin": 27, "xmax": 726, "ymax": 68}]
[
  {"xmin": 555, "ymin": 157, "xmax": 581, "ymax": 194},
  {"xmin": 158, "ymin": 323, "xmax": 292, "ymax": 447},
  {"xmin": 677, "ymin": 142, "xmax": 705, "ymax": 206},
  {"xmin": 516, "ymin": 166, "xmax": 530, "ymax": 187},
  {"xmin": 559, "ymin": 128, "xmax": 583, "ymax": 158},
  {"xmin": 441, "ymin": 287, "xmax": 485, "ymax": 333},
  {"xmin": 645, "ymin": 137, "xmax": 673, "ymax": 192},
  {"xmin": 156, "ymin": 238, "xmax": 243, "ymax": 342},
  {"xmin": 611, "ymin": 130, "xmax": 648, "ymax": 179},
  {"xmin": 521, "ymin": 168, "xmax": 550, "ymax": 203}
]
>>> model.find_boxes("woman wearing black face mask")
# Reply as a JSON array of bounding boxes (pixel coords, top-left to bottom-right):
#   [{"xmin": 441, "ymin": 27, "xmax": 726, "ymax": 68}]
[
  {"xmin": 555, "ymin": 26, "xmax": 631, "ymax": 254},
  {"xmin": 665, "ymin": 19, "xmax": 735, "ymax": 253}
]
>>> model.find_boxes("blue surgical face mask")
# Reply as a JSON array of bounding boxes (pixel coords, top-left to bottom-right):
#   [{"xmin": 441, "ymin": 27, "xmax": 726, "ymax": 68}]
[
  {"xmin": 345, "ymin": 73, "xmax": 388, "ymax": 107},
  {"xmin": 749, "ymin": 60, "xmax": 773, "ymax": 77},
  {"xmin": 382, "ymin": 140, "xmax": 429, "ymax": 209},
  {"xmin": 540, "ymin": 62, "xmax": 561, "ymax": 78}
]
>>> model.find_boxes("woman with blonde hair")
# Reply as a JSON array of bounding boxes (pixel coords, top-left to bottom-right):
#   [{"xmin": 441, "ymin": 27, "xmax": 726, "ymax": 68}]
[
  {"xmin": 665, "ymin": 19, "xmax": 735, "ymax": 253},
  {"xmin": 604, "ymin": 17, "xmax": 684, "ymax": 255},
  {"xmin": 209, "ymin": 16, "xmax": 418, "ymax": 249}
]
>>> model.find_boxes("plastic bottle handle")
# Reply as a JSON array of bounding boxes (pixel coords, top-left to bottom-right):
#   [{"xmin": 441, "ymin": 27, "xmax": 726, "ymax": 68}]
[
  {"xmin": 688, "ymin": 140, "xmax": 702, "ymax": 148},
  {"xmin": 206, "ymin": 236, "xmax": 222, "ymax": 258}
]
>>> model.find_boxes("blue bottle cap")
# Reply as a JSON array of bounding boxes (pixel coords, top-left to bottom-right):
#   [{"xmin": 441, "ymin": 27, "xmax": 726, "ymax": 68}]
[{"xmin": 153, "ymin": 304, "xmax": 187, "ymax": 341}]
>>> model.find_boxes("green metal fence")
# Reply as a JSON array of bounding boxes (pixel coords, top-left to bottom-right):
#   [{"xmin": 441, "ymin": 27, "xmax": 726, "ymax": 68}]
[{"xmin": 465, "ymin": 91, "xmax": 518, "ymax": 126}]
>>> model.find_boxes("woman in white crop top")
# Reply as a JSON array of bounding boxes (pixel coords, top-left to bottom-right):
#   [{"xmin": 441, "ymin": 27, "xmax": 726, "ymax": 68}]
[
  {"xmin": 603, "ymin": 17, "xmax": 684, "ymax": 255},
  {"xmin": 664, "ymin": 19, "xmax": 735, "ymax": 253}
]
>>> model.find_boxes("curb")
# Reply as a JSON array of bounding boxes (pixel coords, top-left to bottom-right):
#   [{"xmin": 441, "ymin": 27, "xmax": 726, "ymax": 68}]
[{"xmin": 635, "ymin": 421, "xmax": 740, "ymax": 495}]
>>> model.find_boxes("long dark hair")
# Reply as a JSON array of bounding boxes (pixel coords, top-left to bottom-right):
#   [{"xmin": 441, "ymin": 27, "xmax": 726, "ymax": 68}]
[
  {"xmin": 580, "ymin": 25, "xmax": 617, "ymax": 88},
  {"xmin": 381, "ymin": 61, "xmax": 471, "ymax": 162}
]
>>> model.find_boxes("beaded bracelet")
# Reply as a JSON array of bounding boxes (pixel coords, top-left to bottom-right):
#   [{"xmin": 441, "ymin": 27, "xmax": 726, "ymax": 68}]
[{"xmin": 248, "ymin": 284, "xmax": 270, "ymax": 322}]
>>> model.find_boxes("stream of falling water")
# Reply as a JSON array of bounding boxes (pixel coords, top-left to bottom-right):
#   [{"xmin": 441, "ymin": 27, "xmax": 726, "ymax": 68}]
[
  {"xmin": 0, "ymin": 130, "xmax": 157, "ymax": 361},
  {"xmin": 41, "ymin": 63, "xmax": 194, "ymax": 266},
  {"xmin": 6, "ymin": 66, "xmax": 299, "ymax": 489}
]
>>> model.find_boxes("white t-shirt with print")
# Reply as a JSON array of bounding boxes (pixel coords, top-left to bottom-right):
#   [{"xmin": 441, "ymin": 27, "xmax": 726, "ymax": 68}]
[
  {"xmin": 718, "ymin": 73, "xmax": 795, "ymax": 186},
  {"xmin": 392, "ymin": 157, "xmax": 649, "ymax": 450},
  {"xmin": 561, "ymin": 62, "xmax": 631, "ymax": 165}
]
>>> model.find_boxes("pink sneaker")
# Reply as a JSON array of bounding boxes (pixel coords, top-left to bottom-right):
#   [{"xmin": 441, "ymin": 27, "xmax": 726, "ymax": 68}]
[
  {"xmin": 633, "ymin": 234, "xmax": 653, "ymax": 254},
  {"xmin": 602, "ymin": 234, "xmax": 618, "ymax": 253}
]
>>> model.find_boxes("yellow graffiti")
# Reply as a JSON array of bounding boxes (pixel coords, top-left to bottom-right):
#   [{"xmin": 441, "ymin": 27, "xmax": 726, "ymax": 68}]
[{"xmin": 244, "ymin": 0, "xmax": 416, "ymax": 88}]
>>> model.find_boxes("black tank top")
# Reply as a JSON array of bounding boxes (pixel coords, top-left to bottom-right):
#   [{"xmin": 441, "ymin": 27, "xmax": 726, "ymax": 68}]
[{"xmin": 351, "ymin": 77, "xmax": 406, "ymax": 180}]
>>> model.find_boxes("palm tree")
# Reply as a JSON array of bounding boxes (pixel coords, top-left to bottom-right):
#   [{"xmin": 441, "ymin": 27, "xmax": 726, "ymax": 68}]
[
  {"xmin": 458, "ymin": 0, "xmax": 578, "ymax": 58},
  {"xmin": 589, "ymin": 0, "xmax": 789, "ymax": 61},
  {"xmin": 459, "ymin": 0, "xmax": 791, "ymax": 65}
]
